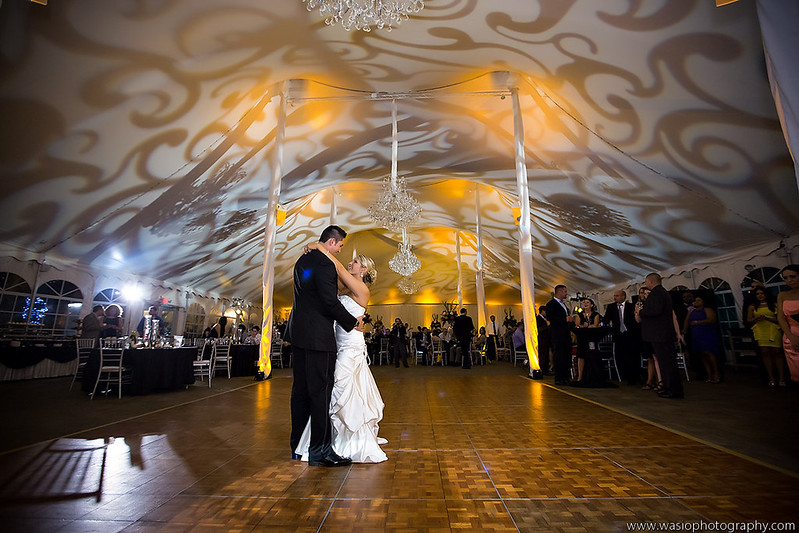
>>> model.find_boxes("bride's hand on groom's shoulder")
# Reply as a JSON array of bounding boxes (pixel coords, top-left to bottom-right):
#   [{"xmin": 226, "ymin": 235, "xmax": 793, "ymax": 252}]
[{"xmin": 303, "ymin": 241, "xmax": 325, "ymax": 255}]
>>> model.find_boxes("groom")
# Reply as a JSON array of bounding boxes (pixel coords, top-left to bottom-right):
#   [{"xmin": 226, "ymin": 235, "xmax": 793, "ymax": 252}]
[{"xmin": 285, "ymin": 225, "xmax": 361, "ymax": 467}]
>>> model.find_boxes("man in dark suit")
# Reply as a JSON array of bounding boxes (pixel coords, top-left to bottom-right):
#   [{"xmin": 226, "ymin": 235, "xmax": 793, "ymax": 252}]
[
  {"xmin": 604, "ymin": 289, "xmax": 640, "ymax": 385},
  {"xmin": 452, "ymin": 308, "xmax": 475, "ymax": 369},
  {"xmin": 285, "ymin": 225, "xmax": 361, "ymax": 466},
  {"xmin": 389, "ymin": 318, "xmax": 409, "ymax": 368},
  {"xmin": 636, "ymin": 273, "xmax": 684, "ymax": 399},
  {"xmin": 545, "ymin": 284, "xmax": 574, "ymax": 385},
  {"xmin": 485, "ymin": 315, "xmax": 501, "ymax": 362}
]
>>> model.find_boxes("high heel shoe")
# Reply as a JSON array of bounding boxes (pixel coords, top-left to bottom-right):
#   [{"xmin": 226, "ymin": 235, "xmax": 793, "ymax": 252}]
[{"xmin": 653, "ymin": 381, "xmax": 664, "ymax": 393}]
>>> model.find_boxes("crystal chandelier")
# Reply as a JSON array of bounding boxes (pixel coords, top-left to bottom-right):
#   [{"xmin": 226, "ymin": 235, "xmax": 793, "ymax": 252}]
[
  {"xmin": 389, "ymin": 228, "xmax": 421, "ymax": 277},
  {"xmin": 368, "ymin": 175, "xmax": 421, "ymax": 232},
  {"xmin": 397, "ymin": 276, "xmax": 419, "ymax": 294},
  {"xmin": 368, "ymin": 100, "xmax": 421, "ymax": 231},
  {"xmin": 303, "ymin": 0, "xmax": 424, "ymax": 32},
  {"xmin": 389, "ymin": 242, "xmax": 421, "ymax": 277}
]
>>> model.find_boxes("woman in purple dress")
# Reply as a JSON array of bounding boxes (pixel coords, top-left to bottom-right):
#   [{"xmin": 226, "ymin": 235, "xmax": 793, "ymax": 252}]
[{"xmin": 683, "ymin": 296, "xmax": 720, "ymax": 383}]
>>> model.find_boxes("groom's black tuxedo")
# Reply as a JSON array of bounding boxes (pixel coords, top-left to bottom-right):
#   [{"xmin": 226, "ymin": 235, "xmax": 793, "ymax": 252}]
[
  {"xmin": 287, "ymin": 249, "xmax": 358, "ymax": 461},
  {"xmin": 284, "ymin": 249, "xmax": 356, "ymax": 350}
]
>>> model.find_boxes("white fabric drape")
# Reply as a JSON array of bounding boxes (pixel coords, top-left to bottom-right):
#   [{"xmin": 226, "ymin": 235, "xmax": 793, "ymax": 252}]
[
  {"xmin": 511, "ymin": 87, "xmax": 539, "ymax": 371},
  {"xmin": 260, "ymin": 83, "xmax": 287, "ymax": 376},
  {"xmin": 756, "ymin": 0, "xmax": 799, "ymax": 185}
]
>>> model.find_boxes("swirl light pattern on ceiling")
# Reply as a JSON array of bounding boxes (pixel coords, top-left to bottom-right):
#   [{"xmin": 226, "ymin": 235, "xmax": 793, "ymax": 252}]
[{"xmin": 0, "ymin": 1, "xmax": 795, "ymax": 309}]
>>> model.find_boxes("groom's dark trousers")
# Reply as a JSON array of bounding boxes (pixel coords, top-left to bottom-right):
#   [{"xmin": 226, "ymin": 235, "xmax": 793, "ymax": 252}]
[{"xmin": 290, "ymin": 347, "xmax": 337, "ymax": 459}]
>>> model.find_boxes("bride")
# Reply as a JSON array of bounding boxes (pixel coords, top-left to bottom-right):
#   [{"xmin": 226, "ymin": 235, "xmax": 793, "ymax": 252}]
[{"xmin": 294, "ymin": 244, "xmax": 388, "ymax": 463}]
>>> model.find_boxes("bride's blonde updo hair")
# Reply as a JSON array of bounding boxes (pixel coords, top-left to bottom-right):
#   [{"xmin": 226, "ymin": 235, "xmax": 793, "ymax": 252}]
[{"xmin": 358, "ymin": 254, "xmax": 378, "ymax": 285}]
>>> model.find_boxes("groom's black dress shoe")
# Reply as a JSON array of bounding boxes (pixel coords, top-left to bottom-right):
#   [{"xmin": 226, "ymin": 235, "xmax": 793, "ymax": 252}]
[
  {"xmin": 658, "ymin": 391, "xmax": 684, "ymax": 399},
  {"xmin": 308, "ymin": 453, "xmax": 352, "ymax": 467},
  {"xmin": 291, "ymin": 452, "xmax": 302, "ymax": 460}
]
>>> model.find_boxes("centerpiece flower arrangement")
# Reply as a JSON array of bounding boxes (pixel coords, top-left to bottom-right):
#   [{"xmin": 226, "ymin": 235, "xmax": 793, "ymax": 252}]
[
  {"xmin": 503, "ymin": 308, "xmax": 517, "ymax": 329},
  {"xmin": 440, "ymin": 300, "xmax": 458, "ymax": 323}
]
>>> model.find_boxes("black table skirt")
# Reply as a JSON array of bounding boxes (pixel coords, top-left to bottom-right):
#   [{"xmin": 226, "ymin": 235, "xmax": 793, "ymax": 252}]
[
  {"xmin": 0, "ymin": 340, "xmax": 76, "ymax": 369},
  {"xmin": 229, "ymin": 344, "xmax": 259, "ymax": 376},
  {"xmin": 82, "ymin": 347, "xmax": 196, "ymax": 395}
]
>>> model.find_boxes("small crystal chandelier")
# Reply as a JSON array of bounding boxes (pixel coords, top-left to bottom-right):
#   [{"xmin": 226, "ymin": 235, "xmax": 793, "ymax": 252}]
[
  {"xmin": 397, "ymin": 276, "xmax": 419, "ymax": 294},
  {"xmin": 303, "ymin": 0, "xmax": 424, "ymax": 32},
  {"xmin": 368, "ymin": 100, "xmax": 421, "ymax": 231},
  {"xmin": 389, "ymin": 228, "xmax": 421, "ymax": 277}
]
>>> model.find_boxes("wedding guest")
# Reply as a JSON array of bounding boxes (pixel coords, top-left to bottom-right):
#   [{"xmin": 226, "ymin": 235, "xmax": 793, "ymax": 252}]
[
  {"xmin": 545, "ymin": 284, "xmax": 575, "ymax": 385},
  {"xmin": 776, "ymin": 265, "xmax": 799, "ymax": 383},
  {"xmin": 82, "ymin": 305, "xmax": 105, "ymax": 342},
  {"xmin": 683, "ymin": 296, "xmax": 721, "ymax": 384},
  {"xmin": 453, "ymin": 308, "xmax": 475, "ymax": 369},
  {"xmin": 235, "ymin": 323, "xmax": 247, "ymax": 343},
  {"xmin": 475, "ymin": 326, "xmax": 487, "ymax": 348},
  {"xmin": 574, "ymin": 298, "xmax": 601, "ymax": 382},
  {"xmin": 389, "ymin": 317, "xmax": 408, "ymax": 368},
  {"xmin": 439, "ymin": 323, "xmax": 455, "ymax": 362},
  {"xmin": 636, "ymin": 287, "xmax": 661, "ymax": 391},
  {"xmin": 486, "ymin": 314, "xmax": 502, "ymax": 362},
  {"xmin": 746, "ymin": 287, "xmax": 785, "ymax": 386},
  {"xmin": 101, "ymin": 304, "xmax": 123, "ymax": 338},
  {"xmin": 210, "ymin": 316, "xmax": 227, "ymax": 339},
  {"xmin": 136, "ymin": 306, "xmax": 163, "ymax": 337},
  {"xmin": 604, "ymin": 290, "xmax": 640, "ymax": 385},
  {"xmin": 245, "ymin": 325, "xmax": 262, "ymax": 345},
  {"xmin": 636, "ymin": 273, "xmax": 683, "ymax": 399},
  {"xmin": 418, "ymin": 327, "xmax": 433, "ymax": 365},
  {"xmin": 512, "ymin": 321, "xmax": 526, "ymax": 364}
]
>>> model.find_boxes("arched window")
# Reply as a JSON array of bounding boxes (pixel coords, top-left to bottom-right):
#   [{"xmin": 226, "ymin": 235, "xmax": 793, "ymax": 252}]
[
  {"xmin": 698, "ymin": 277, "xmax": 739, "ymax": 333},
  {"xmin": 35, "ymin": 279, "xmax": 84, "ymax": 336},
  {"xmin": 93, "ymin": 288, "xmax": 124, "ymax": 307},
  {"xmin": 741, "ymin": 266, "xmax": 786, "ymax": 300},
  {"xmin": 185, "ymin": 303, "xmax": 206, "ymax": 337},
  {"xmin": 0, "ymin": 272, "xmax": 32, "ymax": 328}
]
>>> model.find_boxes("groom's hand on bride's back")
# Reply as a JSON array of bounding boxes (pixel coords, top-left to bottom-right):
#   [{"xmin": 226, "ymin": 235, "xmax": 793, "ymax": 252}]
[{"xmin": 355, "ymin": 315, "xmax": 365, "ymax": 332}]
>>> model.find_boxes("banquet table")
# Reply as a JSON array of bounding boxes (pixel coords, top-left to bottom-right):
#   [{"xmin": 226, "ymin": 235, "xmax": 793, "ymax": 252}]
[
  {"xmin": 81, "ymin": 347, "xmax": 196, "ymax": 395},
  {"xmin": 229, "ymin": 344, "xmax": 259, "ymax": 377},
  {"xmin": 0, "ymin": 339, "xmax": 77, "ymax": 381}
]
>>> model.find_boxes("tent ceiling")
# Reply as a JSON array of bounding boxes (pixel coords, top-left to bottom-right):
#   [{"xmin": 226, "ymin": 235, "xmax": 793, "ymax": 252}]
[{"xmin": 0, "ymin": 0, "xmax": 797, "ymax": 309}]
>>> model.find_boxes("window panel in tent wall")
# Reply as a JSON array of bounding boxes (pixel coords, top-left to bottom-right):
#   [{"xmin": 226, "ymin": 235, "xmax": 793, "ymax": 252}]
[
  {"xmin": 185, "ymin": 303, "xmax": 206, "ymax": 337},
  {"xmin": 0, "ymin": 272, "xmax": 31, "ymax": 328},
  {"xmin": 34, "ymin": 280, "xmax": 83, "ymax": 336}
]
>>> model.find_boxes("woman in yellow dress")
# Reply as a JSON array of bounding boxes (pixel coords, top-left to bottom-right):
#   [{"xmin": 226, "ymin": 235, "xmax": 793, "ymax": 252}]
[
  {"xmin": 777, "ymin": 265, "xmax": 799, "ymax": 383},
  {"xmin": 747, "ymin": 287, "xmax": 784, "ymax": 386}
]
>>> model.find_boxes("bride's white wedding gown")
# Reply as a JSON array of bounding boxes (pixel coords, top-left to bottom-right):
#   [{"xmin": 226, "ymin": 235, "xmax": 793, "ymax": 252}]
[{"xmin": 295, "ymin": 294, "xmax": 388, "ymax": 463}]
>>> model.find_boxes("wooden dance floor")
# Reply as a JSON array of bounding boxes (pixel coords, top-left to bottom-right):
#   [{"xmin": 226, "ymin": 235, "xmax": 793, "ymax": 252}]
[{"xmin": 0, "ymin": 364, "xmax": 797, "ymax": 531}]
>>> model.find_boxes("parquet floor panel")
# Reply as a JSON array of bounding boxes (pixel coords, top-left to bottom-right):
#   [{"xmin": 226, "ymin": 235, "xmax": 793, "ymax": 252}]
[{"xmin": 1, "ymin": 367, "xmax": 796, "ymax": 531}]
